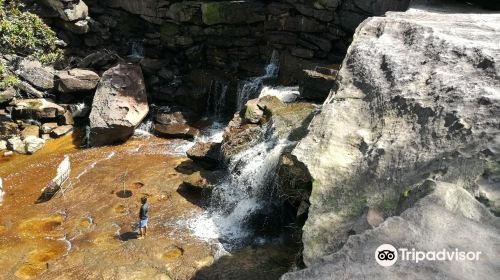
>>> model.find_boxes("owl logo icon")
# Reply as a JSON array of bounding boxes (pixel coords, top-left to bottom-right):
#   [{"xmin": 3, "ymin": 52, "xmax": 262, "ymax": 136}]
[{"xmin": 375, "ymin": 244, "xmax": 398, "ymax": 267}]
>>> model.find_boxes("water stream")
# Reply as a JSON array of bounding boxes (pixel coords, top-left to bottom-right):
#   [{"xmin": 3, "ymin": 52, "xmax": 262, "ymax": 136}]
[
  {"xmin": 0, "ymin": 50, "xmax": 300, "ymax": 279},
  {"xmin": 236, "ymin": 50, "xmax": 280, "ymax": 111},
  {"xmin": 206, "ymin": 80, "xmax": 229, "ymax": 120}
]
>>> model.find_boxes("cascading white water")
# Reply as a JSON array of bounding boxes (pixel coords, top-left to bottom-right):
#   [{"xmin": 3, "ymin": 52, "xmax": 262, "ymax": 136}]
[
  {"xmin": 187, "ymin": 122, "xmax": 294, "ymax": 248},
  {"xmin": 133, "ymin": 119, "xmax": 154, "ymax": 137},
  {"xmin": 69, "ymin": 102, "xmax": 89, "ymax": 118},
  {"xmin": 129, "ymin": 39, "xmax": 144, "ymax": 59},
  {"xmin": 206, "ymin": 80, "xmax": 229, "ymax": 119},
  {"xmin": 236, "ymin": 50, "xmax": 280, "ymax": 111},
  {"xmin": 259, "ymin": 85, "xmax": 300, "ymax": 103},
  {"xmin": 195, "ymin": 121, "xmax": 226, "ymax": 143}
]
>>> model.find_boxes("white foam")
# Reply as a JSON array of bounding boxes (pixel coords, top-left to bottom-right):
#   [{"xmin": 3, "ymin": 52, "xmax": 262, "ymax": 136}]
[{"xmin": 259, "ymin": 86, "xmax": 300, "ymax": 103}]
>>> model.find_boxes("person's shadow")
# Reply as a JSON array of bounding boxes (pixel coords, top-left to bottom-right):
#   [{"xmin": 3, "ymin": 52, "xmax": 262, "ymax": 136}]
[{"xmin": 119, "ymin": 231, "xmax": 138, "ymax": 241}]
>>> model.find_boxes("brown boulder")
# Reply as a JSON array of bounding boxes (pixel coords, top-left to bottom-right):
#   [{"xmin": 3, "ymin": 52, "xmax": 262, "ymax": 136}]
[
  {"xmin": 186, "ymin": 142, "xmax": 221, "ymax": 169},
  {"xmin": 154, "ymin": 123, "xmax": 199, "ymax": 140},
  {"xmin": 50, "ymin": 125, "xmax": 73, "ymax": 138},
  {"xmin": 89, "ymin": 64, "xmax": 148, "ymax": 146},
  {"xmin": 10, "ymin": 99, "xmax": 66, "ymax": 119}
]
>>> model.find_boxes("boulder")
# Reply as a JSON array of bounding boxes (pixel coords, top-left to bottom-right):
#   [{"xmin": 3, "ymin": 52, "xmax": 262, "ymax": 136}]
[
  {"xmin": 282, "ymin": 183, "xmax": 500, "ymax": 280},
  {"xmin": 292, "ymin": 7, "xmax": 500, "ymax": 266},
  {"xmin": 299, "ymin": 68, "xmax": 338, "ymax": 102},
  {"xmin": 77, "ymin": 51, "xmax": 118, "ymax": 69},
  {"xmin": 187, "ymin": 142, "xmax": 221, "ymax": 169},
  {"xmin": 276, "ymin": 152, "xmax": 312, "ymax": 207},
  {"xmin": 41, "ymin": 122, "xmax": 58, "ymax": 134},
  {"xmin": 7, "ymin": 137, "xmax": 26, "ymax": 154},
  {"xmin": 0, "ymin": 87, "xmax": 16, "ymax": 104},
  {"xmin": 221, "ymin": 123, "xmax": 263, "ymax": 161},
  {"xmin": 10, "ymin": 99, "xmax": 66, "ymax": 120},
  {"xmin": 0, "ymin": 120, "xmax": 19, "ymax": 140},
  {"xmin": 0, "ymin": 140, "xmax": 6, "ymax": 151},
  {"xmin": 89, "ymin": 64, "xmax": 148, "ymax": 146},
  {"xmin": 24, "ymin": 136, "xmax": 45, "ymax": 154},
  {"xmin": 40, "ymin": 0, "xmax": 88, "ymax": 22},
  {"xmin": 56, "ymin": 69, "xmax": 99, "ymax": 93},
  {"xmin": 20, "ymin": 125, "xmax": 40, "ymax": 138},
  {"xmin": 153, "ymin": 106, "xmax": 198, "ymax": 125},
  {"xmin": 154, "ymin": 123, "xmax": 199, "ymax": 140},
  {"xmin": 16, "ymin": 59, "xmax": 54, "ymax": 90},
  {"xmin": 250, "ymin": 96, "xmax": 317, "ymax": 141},
  {"xmin": 14, "ymin": 81, "xmax": 45, "ymax": 98},
  {"xmin": 50, "ymin": 125, "xmax": 73, "ymax": 138},
  {"xmin": 59, "ymin": 110, "xmax": 74, "ymax": 125},
  {"xmin": 61, "ymin": 19, "xmax": 89, "ymax": 34}
]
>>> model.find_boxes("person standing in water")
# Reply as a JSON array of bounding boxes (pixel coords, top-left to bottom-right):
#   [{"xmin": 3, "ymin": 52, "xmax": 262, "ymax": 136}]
[{"xmin": 138, "ymin": 197, "xmax": 149, "ymax": 239}]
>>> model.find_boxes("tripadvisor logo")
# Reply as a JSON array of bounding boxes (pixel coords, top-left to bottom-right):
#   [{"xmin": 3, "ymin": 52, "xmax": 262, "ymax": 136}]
[{"xmin": 375, "ymin": 244, "xmax": 482, "ymax": 267}]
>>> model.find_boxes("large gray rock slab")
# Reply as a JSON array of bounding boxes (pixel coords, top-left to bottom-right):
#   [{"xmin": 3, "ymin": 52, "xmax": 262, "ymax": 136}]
[
  {"xmin": 89, "ymin": 64, "xmax": 148, "ymax": 146},
  {"xmin": 282, "ymin": 182, "xmax": 500, "ymax": 280},
  {"xmin": 16, "ymin": 59, "xmax": 54, "ymax": 90},
  {"xmin": 292, "ymin": 7, "xmax": 500, "ymax": 265},
  {"xmin": 40, "ymin": 0, "xmax": 88, "ymax": 22}
]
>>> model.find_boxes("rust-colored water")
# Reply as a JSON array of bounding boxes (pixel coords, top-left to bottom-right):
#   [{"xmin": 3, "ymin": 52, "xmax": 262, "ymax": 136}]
[
  {"xmin": 0, "ymin": 132, "xmax": 297, "ymax": 280},
  {"xmin": 0, "ymin": 132, "xmax": 216, "ymax": 279}
]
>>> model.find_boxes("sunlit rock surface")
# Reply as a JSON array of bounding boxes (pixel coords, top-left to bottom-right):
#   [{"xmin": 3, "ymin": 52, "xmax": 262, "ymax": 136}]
[
  {"xmin": 89, "ymin": 63, "xmax": 148, "ymax": 146},
  {"xmin": 292, "ymin": 5, "xmax": 500, "ymax": 267},
  {"xmin": 283, "ymin": 182, "xmax": 500, "ymax": 280}
]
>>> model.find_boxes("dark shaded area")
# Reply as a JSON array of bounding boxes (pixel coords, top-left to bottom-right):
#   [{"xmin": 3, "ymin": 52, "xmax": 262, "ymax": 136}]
[
  {"xmin": 116, "ymin": 190, "xmax": 133, "ymax": 198},
  {"xmin": 176, "ymin": 182, "xmax": 210, "ymax": 209},
  {"xmin": 192, "ymin": 244, "xmax": 299, "ymax": 280},
  {"xmin": 35, "ymin": 188, "xmax": 59, "ymax": 204},
  {"xmin": 174, "ymin": 159, "xmax": 199, "ymax": 175},
  {"xmin": 118, "ymin": 231, "xmax": 138, "ymax": 241},
  {"xmin": 459, "ymin": 0, "xmax": 500, "ymax": 10}
]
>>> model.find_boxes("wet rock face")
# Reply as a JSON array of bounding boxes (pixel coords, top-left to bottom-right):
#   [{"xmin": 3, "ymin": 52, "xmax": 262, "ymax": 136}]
[
  {"xmin": 283, "ymin": 182, "xmax": 500, "ymax": 280},
  {"xmin": 154, "ymin": 123, "xmax": 199, "ymax": 140},
  {"xmin": 292, "ymin": 7, "xmax": 500, "ymax": 266},
  {"xmin": 187, "ymin": 142, "xmax": 221, "ymax": 170},
  {"xmin": 89, "ymin": 63, "xmax": 148, "ymax": 146},
  {"xmin": 299, "ymin": 68, "xmax": 338, "ymax": 102}
]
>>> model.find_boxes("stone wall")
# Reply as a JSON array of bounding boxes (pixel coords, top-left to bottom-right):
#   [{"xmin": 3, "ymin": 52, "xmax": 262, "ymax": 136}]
[{"xmin": 29, "ymin": 0, "xmax": 410, "ymax": 115}]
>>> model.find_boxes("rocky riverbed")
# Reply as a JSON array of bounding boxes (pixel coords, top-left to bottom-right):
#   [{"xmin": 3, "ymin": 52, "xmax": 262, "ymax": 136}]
[
  {"xmin": 1, "ymin": 1, "xmax": 500, "ymax": 280},
  {"xmin": 0, "ymin": 131, "xmax": 298, "ymax": 280}
]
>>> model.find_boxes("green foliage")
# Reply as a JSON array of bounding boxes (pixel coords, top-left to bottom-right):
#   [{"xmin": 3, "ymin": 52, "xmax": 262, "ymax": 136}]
[
  {"xmin": 0, "ymin": 61, "xmax": 19, "ymax": 90},
  {"xmin": 0, "ymin": 0, "xmax": 62, "ymax": 63},
  {"xmin": 383, "ymin": 199, "xmax": 397, "ymax": 212}
]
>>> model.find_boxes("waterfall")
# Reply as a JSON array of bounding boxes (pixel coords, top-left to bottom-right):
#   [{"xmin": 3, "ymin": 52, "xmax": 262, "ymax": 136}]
[
  {"xmin": 69, "ymin": 102, "xmax": 89, "ymax": 118},
  {"xmin": 129, "ymin": 39, "xmax": 144, "ymax": 59},
  {"xmin": 206, "ymin": 80, "xmax": 229, "ymax": 119},
  {"xmin": 236, "ymin": 50, "xmax": 280, "ymax": 111},
  {"xmin": 190, "ymin": 122, "xmax": 294, "ymax": 248},
  {"xmin": 134, "ymin": 119, "xmax": 154, "ymax": 137}
]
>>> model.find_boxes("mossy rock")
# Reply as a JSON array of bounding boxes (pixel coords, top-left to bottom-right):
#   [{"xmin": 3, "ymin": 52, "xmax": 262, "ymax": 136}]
[
  {"xmin": 160, "ymin": 22, "xmax": 180, "ymax": 40},
  {"xmin": 201, "ymin": 3, "xmax": 221, "ymax": 25}
]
